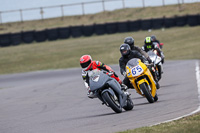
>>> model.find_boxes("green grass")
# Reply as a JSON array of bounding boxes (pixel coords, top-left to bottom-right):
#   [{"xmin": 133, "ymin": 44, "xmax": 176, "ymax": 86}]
[
  {"xmin": 0, "ymin": 26, "xmax": 200, "ymax": 75},
  {"xmin": 0, "ymin": 2, "xmax": 200, "ymax": 34},
  {"xmin": 117, "ymin": 112, "xmax": 200, "ymax": 133}
]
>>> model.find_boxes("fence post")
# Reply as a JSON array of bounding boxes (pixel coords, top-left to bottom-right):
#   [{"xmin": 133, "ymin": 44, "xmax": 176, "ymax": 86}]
[
  {"xmin": 122, "ymin": 0, "xmax": 125, "ymax": 9},
  {"xmin": 61, "ymin": 5, "xmax": 64, "ymax": 20},
  {"xmin": 0, "ymin": 12, "xmax": 2, "ymax": 24},
  {"xmin": 177, "ymin": 0, "xmax": 181, "ymax": 12},
  {"xmin": 142, "ymin": 0, "xmax": 145, "ymax": 8},
  {"xmin": 182, "ymin": 0, "xmax": 184, "ymax": 4},
  {"xmin": 40, "ymin": 7, "xmax": 44, "ymax": 20},
  {"xmin": 162, "ymin": 0, "xmax": 165, "ymax": 6},
  {"xmin": 102, "ymin": 0, "xmax": 105, "ymax": 12},
  {"xmin": 82, "ymin": 3, "xmax": 85, "ymax": 15},
  {"xmin": 20, "ymin": 9, "xmax": 23, "ymax": 22}
]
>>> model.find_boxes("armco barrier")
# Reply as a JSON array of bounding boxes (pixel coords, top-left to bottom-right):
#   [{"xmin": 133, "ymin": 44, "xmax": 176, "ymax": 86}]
[
  {"xmin": 141, "ymin": 19, "xmax": 152, "ymax": 30},
  {"xmin": 117, "ymin": 22, "xmax": 129, "ymax": 33},
  {"xmin": 128, "ymin": 20, "xmax": 141, "ymax": 31},
  {"xmin": 94, "ymin": 24, "xmax": 106, "ymax": 35},
  {"xmin": 175, "ymin": 16, "xmax": 188, "ymax": 26},
  {"xmin": 0, "ymin": 33, "xmax": 11, "ymax": 47},
  {"xmin": 152, "ymin": 18, "xmax": 164, "ymax": 29},
  {"xmin": 22, "ymin": 31, "xmax": 35, "ymax": 43},
  {"xmin": 58, "ymin": 27, "xmax": 71, "ymax": 39},
  {"xmin": 34, "ymin": 30, "xmax": 47, "ymax": 42},
  {"xmin": 187, "ymin": 14, "xmax": 199, "ymax": 26},
  {"xmin": 46, "ymin": 28, "xmax": 58, "ymax": 41},
  {"xmin": 164, "ymin": 17, "xmax": 176, "ymax": 28},
  {"xmin": 11, "ymin": 33, "xmax": 21, "ymax": 46},
  {"xmin": 82, "ymin": 25, "xmax": 94, "ymax": 36},
  {"xmin": 105, "ymin": 22, "xmax": 118, "ymax": 34},
  {"xmin": 71, "ymin": 26, "xmax": 83, "ymax": 38}
]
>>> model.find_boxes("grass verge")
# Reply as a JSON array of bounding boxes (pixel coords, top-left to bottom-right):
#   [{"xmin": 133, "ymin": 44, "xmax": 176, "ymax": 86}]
[
  {"xmin": 0, "ymin": 26, "xmax": 200, "ymax": 74},
  {"xmin": 117, "ymin": 112, "xmax": 200, "ymax": 133}
]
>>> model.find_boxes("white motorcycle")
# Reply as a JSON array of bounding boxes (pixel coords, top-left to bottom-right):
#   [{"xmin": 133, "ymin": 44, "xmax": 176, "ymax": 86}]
[{"xmin": 147, "ymin": 50, "xmax": 163, "ymax": 81}]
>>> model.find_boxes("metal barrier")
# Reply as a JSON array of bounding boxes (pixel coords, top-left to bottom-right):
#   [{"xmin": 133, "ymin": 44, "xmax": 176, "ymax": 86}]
[{"xmin": 0, "ymin": 0, "xmax": 189, "ymax": 24}]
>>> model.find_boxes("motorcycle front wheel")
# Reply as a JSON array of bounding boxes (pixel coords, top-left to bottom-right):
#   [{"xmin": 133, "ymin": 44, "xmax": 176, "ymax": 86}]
[
  {"xmin": 140, "ymin": 83, "xmax": 154, "ymax": 103},
  {"xmin": 102, "ymin": 92, "xmax": 122, "ymax": 113}
]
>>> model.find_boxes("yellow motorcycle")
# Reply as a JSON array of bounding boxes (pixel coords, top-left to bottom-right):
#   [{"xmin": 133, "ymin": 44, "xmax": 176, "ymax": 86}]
[{"xmin": 126, "ymin": 58, "xmax": 158, "ymax": 103}]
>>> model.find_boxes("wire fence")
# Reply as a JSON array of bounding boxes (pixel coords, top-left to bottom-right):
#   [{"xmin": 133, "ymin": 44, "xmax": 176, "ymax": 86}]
[{"xmin": 0, "ymin": 0, "xmax": 198, "ymax": 24}]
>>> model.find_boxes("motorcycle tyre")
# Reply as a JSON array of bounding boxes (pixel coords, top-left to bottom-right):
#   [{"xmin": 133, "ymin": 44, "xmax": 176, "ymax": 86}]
[
  {"xmin": 156, "ymin": 65, "xmax": 162, "ymax": 81},
  {"xmin": 154, "ymin": 94, "xmax": 158, "ymax": 102},
  {"xmin": 102, "ymin": 92, "xmax": 122, "ymax": 113},
  {"xmin": 123, "ymin": 97, "xmax": 134, "ymax": 111},
  {"xmin": 140, "ymin": 83, "xmax": 154, "ymax": 103}
]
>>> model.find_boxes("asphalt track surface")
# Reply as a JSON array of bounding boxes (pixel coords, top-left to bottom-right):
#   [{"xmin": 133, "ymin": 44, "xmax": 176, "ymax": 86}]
[{"xmin": 0, "ymin": 60, "xmax": 199, "ymax": 133}]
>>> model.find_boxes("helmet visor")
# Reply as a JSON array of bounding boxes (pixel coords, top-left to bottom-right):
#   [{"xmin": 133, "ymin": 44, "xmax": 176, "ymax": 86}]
[
  {"xmin": 122, "ymin": 50, "xmax": 128, "ymax": 54},
  {"xmin": 80, "ymin": 60, "xmax": 91, "ymax": 69}
]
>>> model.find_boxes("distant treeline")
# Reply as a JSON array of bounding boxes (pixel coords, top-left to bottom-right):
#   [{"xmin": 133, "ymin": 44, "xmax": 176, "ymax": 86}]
[{"xmin": 0, "ymin": 14, "xmax": 200, "ymax": 47}]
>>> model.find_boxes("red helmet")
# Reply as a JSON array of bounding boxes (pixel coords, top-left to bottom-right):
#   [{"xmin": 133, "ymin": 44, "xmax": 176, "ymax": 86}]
[{"xmin": 80, "ymin": 55, "xmax": 92, "ymax": 71}]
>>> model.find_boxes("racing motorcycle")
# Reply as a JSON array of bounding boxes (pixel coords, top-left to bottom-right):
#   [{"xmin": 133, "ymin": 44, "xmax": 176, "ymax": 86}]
[
  {"xmin": 126, "ymin": 58, "xmax": 158, "ymax": 103},
  {"xmin": 153, "ymin": 42, "xmax": 165, "ymax": 64},
  {"xmin": 147, "ymin": 50, "xmax": 163, "ymax": 81},
  {"xmin": 88, "ymin": 69, "xmax": 134, "ymax": 113}
]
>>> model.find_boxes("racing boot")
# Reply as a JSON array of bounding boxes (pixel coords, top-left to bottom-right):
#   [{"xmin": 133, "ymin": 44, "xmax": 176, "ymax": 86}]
[{"xmin": 156, "ymin": 81, "xmax": 160, "ymax": 89}]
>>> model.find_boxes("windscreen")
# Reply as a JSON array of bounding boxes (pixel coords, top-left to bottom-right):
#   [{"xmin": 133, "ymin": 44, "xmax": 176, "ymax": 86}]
[{"xmin": 126, "ymin": 58, "xmax": 139, "ymax": 68}]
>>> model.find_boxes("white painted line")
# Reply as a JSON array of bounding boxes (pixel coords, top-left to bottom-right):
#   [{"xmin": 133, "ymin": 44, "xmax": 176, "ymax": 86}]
[{"xmin": 151, "ymin": 60, "xmax": 200, "ymax": 126}]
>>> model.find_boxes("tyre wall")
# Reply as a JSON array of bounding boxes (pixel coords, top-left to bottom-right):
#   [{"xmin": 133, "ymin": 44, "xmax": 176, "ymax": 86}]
[
  {"xmin": 34, "ymin": 30, "xmax": 47, "ymax": 42},
  {"xmin": 128, "ymin": 20, "xmax": 141, "ymax": 31},
  {"xmin": 105, "ymin": 22, "xmax": 118, "ymax": 34},
  {"xmin": 82, "ymin": 25, "xmax": 94, "ymax": 36},
  {"xmin": 71, "ymin": 26, "xmax": 83, "ymax": 38},
  {"xmin": 94, "ymin": 24, "xmax": 106, "ymax": 35},
  {"xmin": 58, "ymin": 27, "xmax": 71, "ymax": 39},
  {"xmin": 1, "ymin": 14, "xmax": 200, "ymax": 47},
  {"xmin": 11, "ymin": 33, "xmax": 21, "ymax": 46},
  {"xmin": 46, "ymin": 28, "xmax": 58, "ymax": 41},
  {"xmin": 22, "ymin": 31, "xmax": 35, "ymax": 44},
  {"xmin": 0, "ymin": 33, "xmax": 11, "ymax": 47}
]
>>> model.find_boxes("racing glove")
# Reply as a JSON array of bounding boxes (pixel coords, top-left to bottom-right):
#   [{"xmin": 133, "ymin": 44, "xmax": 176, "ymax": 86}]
[
  {"xmin": 107, "ymin": 71, "xmax": 114, "ymax": 76},
  {"xmin": 147, "ymin": 57, "xmax": 152, "ymax": 64},
  {"xmin": 87, "ymin": 87, "xmax": 96, "ymax": 99}
]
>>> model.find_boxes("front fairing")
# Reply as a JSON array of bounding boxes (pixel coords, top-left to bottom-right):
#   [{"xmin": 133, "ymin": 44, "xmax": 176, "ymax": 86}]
[
  {"xmin": 88, "ymin": 69, "xmax": 110, "ymax": 91},
  {"xmin": 126, "ymin": 58, "xmax": 157, "ymax": 97},
  {"xmin": 147, "ymin": 50, "xmax": 162, "ymax": 64},
  {"xmin": 126, "ymin": 58, "xmax": 147, "ymax": 79}
]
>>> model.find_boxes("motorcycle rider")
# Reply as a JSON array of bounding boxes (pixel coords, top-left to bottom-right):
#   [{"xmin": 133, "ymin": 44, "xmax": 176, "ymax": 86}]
[
  {"xmin": 124, "ymin": 37, "xmax": 152, "ymax": 64},
  {"xmin": 119, "ymin": 43, "xmax": 160, "ymax": 89},
  {"xmin": 80, "ymin": 55, "xmax": 123, "ymax": 98},
  {"xmin": 142, "ymin": 36, "xmax": 164, "ymax": 64},
  {"xmin": 151, "ymin": 35, "xmax": 163, "ymax": 49}
]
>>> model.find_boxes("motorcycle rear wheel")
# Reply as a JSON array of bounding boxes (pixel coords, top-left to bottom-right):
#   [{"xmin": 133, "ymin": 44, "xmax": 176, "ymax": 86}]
[
  {"xmin": 102, "ymin": 92, "xmax": 122, "ymax": 113},
  {"xmin": 140, "ymin": 83, "xmax": 154, "ymax": 103}
]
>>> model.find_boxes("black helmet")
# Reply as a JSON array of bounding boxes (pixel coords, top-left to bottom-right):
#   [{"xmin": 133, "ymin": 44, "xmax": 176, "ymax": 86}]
[
  {"xmin": 151, "ymin": 35, "xmax": 156, "ymax": 41},
  {"xmin": 120, "ymin": 43, "xmax": 131, "ymax": 56},
  {"xmin": 124, "ymin": 37, "xmax": 134, "ymax": 48}
]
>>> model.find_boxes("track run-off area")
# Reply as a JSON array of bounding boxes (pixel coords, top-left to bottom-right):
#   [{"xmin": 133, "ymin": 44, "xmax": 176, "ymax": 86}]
[{"xmin": 0, "ymin": 60, "xmax": 199, "ymax": 133}]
